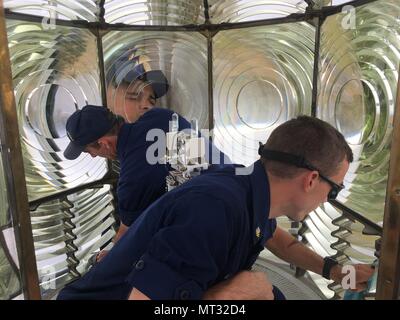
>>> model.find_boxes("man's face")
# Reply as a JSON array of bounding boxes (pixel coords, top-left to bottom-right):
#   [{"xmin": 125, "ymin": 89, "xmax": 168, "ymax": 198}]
[
  {"xmin": 108, "ymin": 80, "xmax": 156, "ymax": 123},
  {"xmin": 83, "ymin": 140, "xmax": 117, "ymax": 160},
  {"xmin": 290, "ymin": 159, "xmax": 350, "ymax": 222}
]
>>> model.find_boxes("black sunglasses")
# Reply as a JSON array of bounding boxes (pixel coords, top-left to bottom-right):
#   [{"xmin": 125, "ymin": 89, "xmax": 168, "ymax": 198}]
[{"xmin": 258, "ymin": 144, "xmax": 345, "ymax": 200}]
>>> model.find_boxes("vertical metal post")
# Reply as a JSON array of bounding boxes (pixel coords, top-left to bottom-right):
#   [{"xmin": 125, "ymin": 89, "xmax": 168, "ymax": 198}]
[
  {"xmin": 207, "ymin": 32, "xmax": 214, "ymax": 131},
  {"xmin": 311, "ymin": 15, "xmax": 323, "ymax": 117},
  {"xmin": 203, "ymin": 0, "xmax": 214, "ymax": 131},
  {"xmin": 376, "ymin": 66, "xmax": 400, "ymax": 300},
  {"xmin": 95, "ymin": 28, "xmax": 108, "ymax": 108},
  {"xmin": 0, "ymin": 1, "xmax": 41, "ymax": 300},
  {"xmin": 95, "ymin": 0, "xmax": 107, "ymax": 108},
  {"xmin": 95, "ymin": 1, "xmax": 119, "ymax": 230},
  {"xmin": 203, "ymin": 0, "xmax": 210, "ymax": 23}
]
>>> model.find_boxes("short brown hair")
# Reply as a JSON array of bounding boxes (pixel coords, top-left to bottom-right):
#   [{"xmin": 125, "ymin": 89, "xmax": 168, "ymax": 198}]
[
  {"xmin": 105, "ymin": 115, "xmax": 125, "ymax": 136},
  {"xmin": 262, "ymin": 115, "xmax": 353, "ymax": 178},
  {"xmin": 86, "ymin": 115, "xmax": 125, "ymax": 150}
]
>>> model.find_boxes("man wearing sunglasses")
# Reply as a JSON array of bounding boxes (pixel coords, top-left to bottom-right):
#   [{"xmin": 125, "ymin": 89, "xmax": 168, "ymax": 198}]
[{"xmin": 58, "ymin": 115, "xmax": 374, "ymax": 300}]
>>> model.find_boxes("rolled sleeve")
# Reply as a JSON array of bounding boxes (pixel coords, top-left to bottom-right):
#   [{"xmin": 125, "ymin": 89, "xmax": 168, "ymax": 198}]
[
  {"xmin": 126, "ymin": 253, "xmax": 203, "ymax": 300},
  {"xmin": 118, "ymin": 208, "xmax": 143, "ymax": 227}
]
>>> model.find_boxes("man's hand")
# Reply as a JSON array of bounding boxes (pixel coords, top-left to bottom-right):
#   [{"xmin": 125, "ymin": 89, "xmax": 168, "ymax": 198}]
[
  {"xmin": 203, "ymin": 271, "xmax": 274, "ymax": 300},
  {"xmin": 96, "ymin": 249, "xmax": 109, "ymax": 262},
  {"xmin": 330, "ymin": 264, "xmax": 375, "ymax": 292}
]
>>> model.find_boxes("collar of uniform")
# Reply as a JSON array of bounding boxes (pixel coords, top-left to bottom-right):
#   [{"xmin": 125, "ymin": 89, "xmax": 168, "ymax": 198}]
[
  {"xmin": 248, "ymin": 159, "xmax": 271, "ymax": 244},
  {"xmin": 116, "ymin": 123, "xmax": 130, "ymax": 161}
]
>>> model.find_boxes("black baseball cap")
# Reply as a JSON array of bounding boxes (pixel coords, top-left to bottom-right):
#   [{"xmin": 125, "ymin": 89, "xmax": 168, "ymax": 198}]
[
  {"xmin": 107, "ymin": 51, "xmax": 169, "ymax": 99},
  {"xmin": 63, "ymin": 105, "xmax": 117, "ymax": 160}
]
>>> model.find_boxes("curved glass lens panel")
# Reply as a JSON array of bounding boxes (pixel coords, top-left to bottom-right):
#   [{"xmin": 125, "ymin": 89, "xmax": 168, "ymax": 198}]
[
  {"xmin": 104, "ymin": 0, "xmax": 205, "ymax": 25},
  {"xmin": 6, "ymin": 19, "xmax": 107, "ymax": 201},
  {"xmin": 213, "ymin": 23, "xmax": 314, "ymax": 165},
  {"xmin": 103, "ymin": 31, "xmax": 208, "ymax": 128},
  {"xmin": 32, "ymin": 185, "xmax": 115, "ymax": 298},
  {"xmin": 209, "ymin": 0, "xmax": 307, "ymax": 23},
  {"xmin": 318, "ymin": 0, "xmax": 400, "ymax": 224},
  {"xmin": 4, "ymin": 0, "xmax": 99, "ymax": 21}
]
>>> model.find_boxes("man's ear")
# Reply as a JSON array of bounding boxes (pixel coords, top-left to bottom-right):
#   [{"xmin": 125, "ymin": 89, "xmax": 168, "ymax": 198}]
[
  {"xmin": 97, "ymin": 136, "xmax": 113, "ymax": 149},
  {"xmin": 303, "ymin": 171, "xmax": 319, "ymax": 193}
]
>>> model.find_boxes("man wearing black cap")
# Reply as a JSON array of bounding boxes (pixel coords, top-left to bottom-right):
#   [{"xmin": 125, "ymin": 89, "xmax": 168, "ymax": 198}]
[
  {"xmin": 64, "ymin": 104, "xmax": 229, "ymax": 262},
  {"xmin": 64, "ymin": 52, "xmax": 173, "ymax": 261},
  {"xmin": 64, "ymin": 105, "xmax": 192, "ymax": 261}
]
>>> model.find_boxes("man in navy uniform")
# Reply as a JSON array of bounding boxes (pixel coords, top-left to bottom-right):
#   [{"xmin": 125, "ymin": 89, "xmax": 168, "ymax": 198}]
[
  {"xmin": 58, "ymin": 115, "xmax": 374, "ymax": 300},
  {"xmin": 65, "ymin": 52, "xmax": 229, "ymax": 261},
  {"xmin": 63, "ymin": 106, "xmax": 189, "ymax": 258}
]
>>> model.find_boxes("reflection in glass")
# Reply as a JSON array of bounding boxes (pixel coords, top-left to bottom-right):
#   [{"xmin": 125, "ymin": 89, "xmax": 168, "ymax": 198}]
[
  {"xmin": 103, "ymin": 31, "xmax": 208, "ymax": 128},
  {"xmin": 213, "ymin": 23, "xmax": 314, "ymax": 165},
  {"xmin": 208, "ymin": 0, "xmax": 307, "ymax": 23},
  {"xmin": 4, "ymin": 0, "xmax": 99, "ymax": 21},
  {"xmin": 104, "ymin": 0, "xmax": 205, "ymax": 25},
  {"xmin": 6, "ymin": 20, "xmax": 107, "ymax": 201}
]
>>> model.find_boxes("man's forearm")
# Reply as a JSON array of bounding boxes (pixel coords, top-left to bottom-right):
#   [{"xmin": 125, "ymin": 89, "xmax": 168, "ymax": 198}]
[
  {"xmin": 275, "ymin": 239, "xmax": 324, "ymax": 275},
  {"xmin": 266, "ymin": 227, "xmax": 325, "ymax": 276},
  {"xmin": 265, "ymin": 227, "xmax": 375, "ymax": 288}
]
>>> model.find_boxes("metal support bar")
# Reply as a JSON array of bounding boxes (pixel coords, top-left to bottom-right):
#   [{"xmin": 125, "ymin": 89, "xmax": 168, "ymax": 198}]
[
  {"xmin": 203, "ymin": 0, "xmax": 210, "ymax": 24},
  {"xmin": 29, "ymin": 174, "xmax": 118, "ymax": 211},
  {"xmin": 98, "ymin": 0, "xmax": 105, "ymax": 25},
  {"xmin": 376, "ymin": 67, "xmax": 400, "ymax": 300},
  {"xmin": 4, "ymin": 8, "xmax": 91, "ymax": 28},
  {"xmin": 329, "ymin": 200, "xmax": 383, "ymax": 236},
  {"xmin": 93, "ymin": 27, "xmax": 108, "ymax": 109},
  {"xmin": 0, "ymin": 1, "xmax": 41, "ymax": 300},
  {"xmin": 311, "ymin": 15, "xmax": 323, "ymax": 117},
  {"xmin": 3, "ymin": 0, "xmax": 379, "ymax": 33},
  {"xmin": 89, "ymin": 14, "xmax": 311, "ymax": 32},
  {"xmin": 4, "ymin": 10, "xmax": 308, "ymax": 32},
  {"xmin": 207, "ymin": 32, "xmax": 214, "ymax": 131}
]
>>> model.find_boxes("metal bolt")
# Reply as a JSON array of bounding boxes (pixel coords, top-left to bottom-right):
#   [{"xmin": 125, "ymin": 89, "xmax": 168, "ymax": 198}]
[{"xmin": 395, "ymin": 189, "xmax": 400, "ymax": 196}]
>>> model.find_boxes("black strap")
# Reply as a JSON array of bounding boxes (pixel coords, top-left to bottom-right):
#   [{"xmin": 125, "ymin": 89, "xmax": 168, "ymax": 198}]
[
  {"xmin": 258, "ymin": 143, "xmax": 317, "ymax": 172},
  {"xmin": 322, "ymin": 256, "xmax": 339, "ymax": 280}
]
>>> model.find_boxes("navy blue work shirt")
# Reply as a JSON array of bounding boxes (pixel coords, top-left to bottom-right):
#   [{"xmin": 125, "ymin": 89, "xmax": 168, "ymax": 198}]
[
  {"xmin": 57, "ymin": 160, "xmax": 277, "ymax": 300},
  {"xmin": 117, "ymin": 108, "xmax": 190, "ymax": 226},
  {"xmin": 116, "ymin": 107, "xmax": 229, "ymax": 226}
]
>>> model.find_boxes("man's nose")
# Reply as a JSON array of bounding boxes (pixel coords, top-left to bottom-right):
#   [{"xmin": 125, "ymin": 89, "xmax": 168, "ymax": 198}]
[{"xmin": 138, "ymin": 97, "xmax": 147, "ymax": 107}]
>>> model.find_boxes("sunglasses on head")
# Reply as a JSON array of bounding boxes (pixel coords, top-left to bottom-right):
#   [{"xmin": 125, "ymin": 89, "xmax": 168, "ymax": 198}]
[{"xmin": 258, "ymin": 143, "xmax": 345, "ymax": 201}]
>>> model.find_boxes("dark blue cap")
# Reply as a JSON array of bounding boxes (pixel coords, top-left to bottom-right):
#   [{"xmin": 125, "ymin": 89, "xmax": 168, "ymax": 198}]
[
  {"xmin": 107, "ymin": 51, "xmax": 169, "ymax": 99},
  {"xmin": 64, "ymin": 105, "xmax": 117, "ymax": 160}
]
